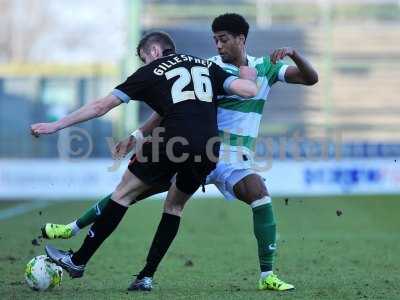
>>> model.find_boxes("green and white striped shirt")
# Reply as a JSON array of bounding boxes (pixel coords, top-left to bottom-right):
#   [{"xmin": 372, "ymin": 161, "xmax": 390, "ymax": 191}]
[{"xmin": 209, "ymin": 55, "xmax": 288, "ymax": 155}]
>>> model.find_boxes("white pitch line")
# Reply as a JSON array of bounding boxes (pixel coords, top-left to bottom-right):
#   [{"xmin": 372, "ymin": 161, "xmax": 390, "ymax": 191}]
[{"xmin": 0, "ymin": 201, "xmax": 51, "ymax": 221}]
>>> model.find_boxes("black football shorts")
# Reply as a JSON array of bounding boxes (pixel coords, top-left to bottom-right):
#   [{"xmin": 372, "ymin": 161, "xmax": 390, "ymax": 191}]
[{"xmin": 128, "ymin": 141, "xmax": 219, "ymax": 195}]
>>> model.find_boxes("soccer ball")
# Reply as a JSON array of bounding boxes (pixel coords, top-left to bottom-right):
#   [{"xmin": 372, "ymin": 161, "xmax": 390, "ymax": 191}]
[{"xmin": 24, "ymin": 255, "xmax": 63, "ymax": 291}]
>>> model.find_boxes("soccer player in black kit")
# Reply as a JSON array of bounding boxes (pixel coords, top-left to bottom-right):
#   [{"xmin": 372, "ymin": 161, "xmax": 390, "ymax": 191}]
[{"xmin": 31, "ymin": 31, "xmax": 258, "ymax": 285}]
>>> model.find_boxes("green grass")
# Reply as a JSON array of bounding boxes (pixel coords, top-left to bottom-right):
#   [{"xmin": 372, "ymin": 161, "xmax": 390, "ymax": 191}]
[{"xmin": 1, "ymin": 196, "xmax": 400, "ymax": 299}]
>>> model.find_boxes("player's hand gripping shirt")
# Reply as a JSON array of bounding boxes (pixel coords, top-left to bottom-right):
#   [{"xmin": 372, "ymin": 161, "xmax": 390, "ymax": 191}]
[
  {"xmin": 112, "ymin": 53, "xmax": 236, "ymax": 150},
  {"xmin": 209, "ymin": 55, "xmax": 288, "ymax": 155}
]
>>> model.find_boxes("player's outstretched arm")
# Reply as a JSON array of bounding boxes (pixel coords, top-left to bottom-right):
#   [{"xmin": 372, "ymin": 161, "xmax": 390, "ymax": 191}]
[
  {"xmin": 229, "ymin": 78, "xmax": 258, "ymax": 98},
  {"xmin": 271, "ymin": 47, "xmax": 318, "ymax": 85},
  {"xmin": 239, "ymin": 66, "xmax": 258, "ymax": 82},
  {"xmin": 30, "ymin": 94, "xmax": 122, "ymax": 137}
]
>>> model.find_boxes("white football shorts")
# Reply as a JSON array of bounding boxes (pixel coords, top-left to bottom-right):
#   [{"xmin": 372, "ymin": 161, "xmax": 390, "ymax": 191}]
[{"xmin": 206, "ymin": 150, "xmax": 257, "ymax": 200}]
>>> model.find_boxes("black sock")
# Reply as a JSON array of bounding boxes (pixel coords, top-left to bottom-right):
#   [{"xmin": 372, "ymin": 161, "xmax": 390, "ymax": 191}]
[
  {"xmin": 137, "ymin": 213, "xmax": 181, "ymax": 279},
  {"xmin": 72, "ymin": 200, "xmax": 127, "ymax": 266}
]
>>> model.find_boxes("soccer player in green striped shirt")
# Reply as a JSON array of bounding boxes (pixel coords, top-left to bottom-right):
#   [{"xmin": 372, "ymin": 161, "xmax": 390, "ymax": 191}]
[{"xmin": 42, "ymin": 13, "xmax": 318, "ymax": 291}]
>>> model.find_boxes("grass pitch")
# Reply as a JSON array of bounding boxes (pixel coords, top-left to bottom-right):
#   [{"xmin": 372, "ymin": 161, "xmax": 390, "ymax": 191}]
[{"xmin": 1, "ymin": 196, "xmax": 399, "ymax": 299}]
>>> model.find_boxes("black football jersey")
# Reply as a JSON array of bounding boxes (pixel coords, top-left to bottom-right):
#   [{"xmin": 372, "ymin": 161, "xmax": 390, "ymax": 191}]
[{"xmin": 112, "ymin": 53, "xmax": 236, "ymax": 148}]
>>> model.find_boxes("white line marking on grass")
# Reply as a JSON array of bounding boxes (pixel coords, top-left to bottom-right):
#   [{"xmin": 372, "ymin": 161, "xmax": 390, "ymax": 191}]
[{"xmin": 0, "ymin": 201, "xmax": 51, "ymax": 221}]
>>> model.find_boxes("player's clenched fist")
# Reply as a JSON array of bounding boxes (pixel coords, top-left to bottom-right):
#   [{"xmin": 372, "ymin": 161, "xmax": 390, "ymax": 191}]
[
  {"xmin": 239, "ymin": 66, "xmax": 257, "ymax": 82},
  {"xmin": 30, "ymin": 122, "xmax": 59, "ymax": 137},
  {"xmin": 270, "ymin": 47, "xmax": 295, "ymax": 64}
]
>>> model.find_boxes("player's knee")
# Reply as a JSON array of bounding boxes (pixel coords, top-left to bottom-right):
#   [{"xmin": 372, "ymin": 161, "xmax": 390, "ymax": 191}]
[
  {"xmin": 112, "ymin": 187, "xmax": 140, "ymax": 207},
  {"xmin": 164, "ymin": 200, "xmax": 185, "ymax": 217},
  {"xmin": 234, "ymin": 176, "xmax": 269, "ymax": 204},
  {"xmin": 249, "ymin": 185, "xmax": 269, "ymax": 201},
  {"xmin": 110, "ymin": 194, "xmax": 131, "ymax": 207},
  {"xmin": 242, "ymin": 189, "xmax": 268, "ymax": 204}
]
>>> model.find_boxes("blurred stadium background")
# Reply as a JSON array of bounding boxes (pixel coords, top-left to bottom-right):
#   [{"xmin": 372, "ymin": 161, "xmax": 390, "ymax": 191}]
[{"xmin": 0, "ymin": 0, "xmax": 399, "ymax": 199}]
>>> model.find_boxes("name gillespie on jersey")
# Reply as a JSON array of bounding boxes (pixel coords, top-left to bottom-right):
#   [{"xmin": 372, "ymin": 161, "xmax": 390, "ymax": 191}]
[{"xmin": 153, "ymin": 55, "xmax": 213, "ymax": 76}]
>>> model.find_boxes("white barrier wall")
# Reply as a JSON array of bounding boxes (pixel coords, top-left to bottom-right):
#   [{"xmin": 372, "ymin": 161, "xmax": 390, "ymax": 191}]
[{"xmin": 0, "ymin": 159, "xmax": 399, "ymax": 200}]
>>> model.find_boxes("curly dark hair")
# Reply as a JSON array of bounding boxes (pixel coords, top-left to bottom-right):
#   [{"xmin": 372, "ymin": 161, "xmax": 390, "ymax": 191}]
[
  {"xmin": 211, "ymin": 13, "xmax": 249, "ymax": 40},
  {"xmin": 136, "ymin": 31, "xmax": 176, "ymax": 59}
]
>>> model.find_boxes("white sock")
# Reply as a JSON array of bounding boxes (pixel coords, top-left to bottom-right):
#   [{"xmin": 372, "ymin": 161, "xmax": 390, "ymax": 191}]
[
  {"xmin": 68, "ymin": 221, "xmax": 80, "ymax": 236},
  {"xmin": 260, "ymin": 271, "xmax": 273, "ymax": 279},
  {"xmin": 250, "ymin": 196, "xmax": 271, "ymax": 208}
]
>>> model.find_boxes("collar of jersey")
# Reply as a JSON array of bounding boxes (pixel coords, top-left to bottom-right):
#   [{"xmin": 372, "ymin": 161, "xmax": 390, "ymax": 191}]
[{"xmin": 216, "ymin": 54, "xmax": 256, "ymax": 69}]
